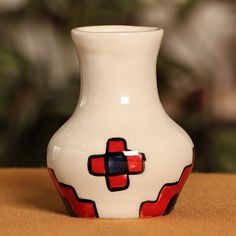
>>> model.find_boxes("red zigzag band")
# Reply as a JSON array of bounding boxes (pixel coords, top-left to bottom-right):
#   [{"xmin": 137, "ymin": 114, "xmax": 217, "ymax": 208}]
[
  {"xmin": 139, "ymin": 149, "xmax": 194, "ymax": 217},
  {"xmin": 48, "ymin": 168, "xmax": 99, "ymax": 218}
]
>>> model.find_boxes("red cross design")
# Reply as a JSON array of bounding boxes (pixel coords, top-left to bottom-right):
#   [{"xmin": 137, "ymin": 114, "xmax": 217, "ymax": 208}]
[{"xmin": 88, "ymin": 138, "xmax": 146, "ymax": 191}]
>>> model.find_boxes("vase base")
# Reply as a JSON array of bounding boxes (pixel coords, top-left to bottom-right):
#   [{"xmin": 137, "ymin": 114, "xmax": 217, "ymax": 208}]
[
  {"xmin": 48, "ymin": 149, "xmax": 194, "ymax": 218},
  {"xmin": 48, "ymin": 168, "xmax": 98, "ymax": 218}
]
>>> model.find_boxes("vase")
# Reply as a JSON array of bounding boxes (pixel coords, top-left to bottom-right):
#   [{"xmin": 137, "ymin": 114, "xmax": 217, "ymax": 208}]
[{"xmin": 47, "ymin": 25, "xmax": 194, "ymax": 218}]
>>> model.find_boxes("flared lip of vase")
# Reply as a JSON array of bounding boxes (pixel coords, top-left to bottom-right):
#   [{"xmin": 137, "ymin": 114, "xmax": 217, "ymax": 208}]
[{"xmin": 71, "ymin": 25, "xmax": 163, "ymax": 34}]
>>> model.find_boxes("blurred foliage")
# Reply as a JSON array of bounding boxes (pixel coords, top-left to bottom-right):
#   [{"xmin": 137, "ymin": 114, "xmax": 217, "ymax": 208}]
[
  {"xmin": 2, "ymin": 0, "xmax": 141, "ymax": 28},
  {"xmin": 211, "ymin": 128, "xmax": 236, "ymax": 173},
  {"xmin": 0, "ymin": 43, "xmax": 79, "ymax": 166},
  {"xmin": 176, "ymin": 0, "xmax": 200, "ymax": 21},
  {"xmin": 0, "ymin": 0, "xmax": 141, "ymax": 166},
  {"xmin": 0, "ymin": 0, "xmax": 236, "ymax": 172}
]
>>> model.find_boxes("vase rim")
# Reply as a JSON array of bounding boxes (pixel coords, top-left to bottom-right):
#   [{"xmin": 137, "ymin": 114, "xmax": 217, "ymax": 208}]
[{"xmin": 72, "ymin": 25, "xmax": 162, "ymax": 34}]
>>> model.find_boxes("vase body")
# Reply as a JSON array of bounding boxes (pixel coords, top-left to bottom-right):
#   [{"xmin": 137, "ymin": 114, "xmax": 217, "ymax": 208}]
[{"xmin": 47, "ymin": 25, "xmax": 194, "ymax": 218}]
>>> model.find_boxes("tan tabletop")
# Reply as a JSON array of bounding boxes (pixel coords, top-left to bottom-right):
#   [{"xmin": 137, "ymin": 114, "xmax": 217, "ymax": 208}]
[{"xmin": 0, "ymin": 169, "xmax": 235, "ymax": 236}]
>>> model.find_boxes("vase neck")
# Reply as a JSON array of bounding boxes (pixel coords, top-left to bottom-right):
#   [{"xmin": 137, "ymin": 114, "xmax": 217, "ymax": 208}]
[{"xmin": 71, "ymin": 26, "xmax": 164, "ymax": 110}]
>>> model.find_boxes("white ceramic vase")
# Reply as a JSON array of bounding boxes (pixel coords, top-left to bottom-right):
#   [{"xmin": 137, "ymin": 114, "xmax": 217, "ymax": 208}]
[{"xmin": 47, "ymin": 25, "xmax": 194, "ymax": 218}]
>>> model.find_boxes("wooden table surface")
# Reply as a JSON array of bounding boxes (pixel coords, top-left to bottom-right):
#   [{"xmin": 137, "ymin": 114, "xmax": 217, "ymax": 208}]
[{"xmin": 0, "ymin": 169, "xmax": 236, "ymax": 236}]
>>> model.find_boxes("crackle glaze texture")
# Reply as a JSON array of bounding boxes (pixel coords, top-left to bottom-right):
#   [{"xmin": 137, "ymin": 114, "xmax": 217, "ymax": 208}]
[{"xmin": 47, "ymin": 25, "xmax": 194, "ymax": 218}]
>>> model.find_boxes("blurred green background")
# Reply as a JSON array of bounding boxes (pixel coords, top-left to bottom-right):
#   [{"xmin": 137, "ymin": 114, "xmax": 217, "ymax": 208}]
[{"xmin": 0, "ymin": 0, "xmax": 235, "ymax": 172}]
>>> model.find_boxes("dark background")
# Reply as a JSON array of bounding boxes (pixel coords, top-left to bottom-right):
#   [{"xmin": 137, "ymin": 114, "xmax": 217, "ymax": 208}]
[{"xmin": 0, "ymin": 0, "xmax": 236, "ymax": 172}]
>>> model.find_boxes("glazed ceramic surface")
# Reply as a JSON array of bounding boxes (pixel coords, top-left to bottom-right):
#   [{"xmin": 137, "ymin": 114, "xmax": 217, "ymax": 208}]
[{"xmin": 47, "ymin": 25, "xmax": 194, "ymax": 218}]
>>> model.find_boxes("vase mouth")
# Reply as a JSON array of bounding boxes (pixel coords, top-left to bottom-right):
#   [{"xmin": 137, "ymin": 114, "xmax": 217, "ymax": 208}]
[{"xmin": 72, "ymin": 25, "xmax": 162, "ymax": 34}]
